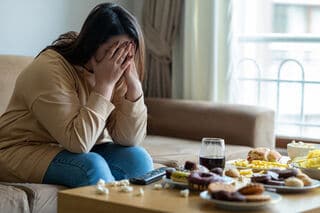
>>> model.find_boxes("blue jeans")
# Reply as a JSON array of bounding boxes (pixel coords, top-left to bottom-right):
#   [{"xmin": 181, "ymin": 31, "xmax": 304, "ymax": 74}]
[{"xmin": 42, "ymin": 143, "xmax": 153, "ymax": 187}]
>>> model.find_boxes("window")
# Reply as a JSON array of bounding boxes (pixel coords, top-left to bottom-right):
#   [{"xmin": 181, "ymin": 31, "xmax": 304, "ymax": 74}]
[{"xmin": 229, "ymin": 0, "xmax": 320, "ymax": 140}]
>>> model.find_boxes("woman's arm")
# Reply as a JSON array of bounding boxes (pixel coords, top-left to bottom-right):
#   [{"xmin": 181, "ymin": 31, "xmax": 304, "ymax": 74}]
[{"xmin": 106, "ymin": 56, "xmax": 147, "ymax": 146}]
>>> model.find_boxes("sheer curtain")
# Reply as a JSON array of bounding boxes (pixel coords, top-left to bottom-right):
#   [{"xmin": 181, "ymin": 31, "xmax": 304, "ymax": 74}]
[{"xmin": 178, "ymin": 0, "xmax": 230, "ymax": 101}]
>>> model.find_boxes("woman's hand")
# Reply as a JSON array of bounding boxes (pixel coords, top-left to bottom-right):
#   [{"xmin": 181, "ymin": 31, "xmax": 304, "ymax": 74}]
[
  {"xmin": 91, "ymin": 41, "xmax": 132, "ymax": 100},
  {"xmin": 123, "ymin": 45, "xmax": 143, "ymax": 102}
]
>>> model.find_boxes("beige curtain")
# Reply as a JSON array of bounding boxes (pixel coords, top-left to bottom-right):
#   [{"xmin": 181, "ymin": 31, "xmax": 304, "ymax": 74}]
[{"xmin": 142, "ymin": 0, "xmax": 182, "ymax": 98}]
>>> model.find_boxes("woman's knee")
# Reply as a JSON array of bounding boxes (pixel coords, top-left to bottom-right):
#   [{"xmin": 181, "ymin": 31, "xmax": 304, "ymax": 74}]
[
  {"xmin": 79, "ymin": 152, "xmax": 115, "ymax": 184},
  {"xmin": 114, "ymin": 146, "xmax": 153, "ymax": 179},
  {"xmin": 43, "ymin": 151, "xmax": 115, "ymax": 187}
]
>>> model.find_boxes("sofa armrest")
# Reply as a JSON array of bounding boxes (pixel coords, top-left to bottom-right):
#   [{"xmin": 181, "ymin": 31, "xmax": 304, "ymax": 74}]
[{"xmin": 145, "ymin": 98, "xmax": 275, "ymax": 148}]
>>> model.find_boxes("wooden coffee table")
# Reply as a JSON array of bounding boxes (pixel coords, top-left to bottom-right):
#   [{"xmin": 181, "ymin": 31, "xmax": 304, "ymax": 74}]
[{"xmin": 58, "ymin": 181, "xmax": 320, "ymax": 213}]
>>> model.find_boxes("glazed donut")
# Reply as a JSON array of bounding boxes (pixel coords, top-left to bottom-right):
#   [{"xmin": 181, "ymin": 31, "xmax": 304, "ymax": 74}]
[{"xmin": 188, "ymin": 172, "xmax": 222, "ymax": 191}]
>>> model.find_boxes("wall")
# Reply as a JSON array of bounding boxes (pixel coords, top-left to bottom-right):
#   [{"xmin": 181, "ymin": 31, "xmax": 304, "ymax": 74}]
[{"xmin": 0, "ymin": 0, "xmax": 132, "ymax": 56}]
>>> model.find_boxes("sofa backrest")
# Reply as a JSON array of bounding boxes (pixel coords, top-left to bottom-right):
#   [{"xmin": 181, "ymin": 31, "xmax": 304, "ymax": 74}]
[{"xmin": 0, "ymin": 55, "xmax": 33, "ymax": 114}]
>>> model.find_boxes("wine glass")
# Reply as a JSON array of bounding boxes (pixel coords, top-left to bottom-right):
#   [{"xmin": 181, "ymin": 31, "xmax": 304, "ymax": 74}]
[{"xmin": 199, "ymin": 138, "xmax": 225, "ymax": 170}]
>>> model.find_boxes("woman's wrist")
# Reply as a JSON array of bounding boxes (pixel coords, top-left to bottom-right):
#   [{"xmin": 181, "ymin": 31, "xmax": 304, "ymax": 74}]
[
  {"xmin": 93, "ymin": 83, "xmax": 115, "ymax": 101},
  {"xmin": 125, "ymin": 82, "xmax": 143, "ymax": 102}
]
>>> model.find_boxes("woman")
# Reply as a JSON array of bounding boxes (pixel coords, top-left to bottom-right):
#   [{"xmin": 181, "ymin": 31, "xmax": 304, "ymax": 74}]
[{"xmin": 0, "ymin": 3, "xmax": 153, "ymax": 187}]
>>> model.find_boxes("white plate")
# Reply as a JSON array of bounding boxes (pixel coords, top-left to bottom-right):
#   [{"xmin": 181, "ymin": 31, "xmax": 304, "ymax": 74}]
[
  {"xmin": 162, "ymin": 176, "xmax": 234, "ymax": 188},
  {"xmin": 264, "ymin": 179, "xmax": 320, "ymax": 193},
  {"xmin": 200, "ymin": 191, "xmax": 281, "ymax": 211}
]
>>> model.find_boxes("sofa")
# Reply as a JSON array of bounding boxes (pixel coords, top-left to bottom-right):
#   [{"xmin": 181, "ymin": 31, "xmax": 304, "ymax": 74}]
[{"xmin": 0, "ymin": 55, "xmax": 275, "ymax": 213}]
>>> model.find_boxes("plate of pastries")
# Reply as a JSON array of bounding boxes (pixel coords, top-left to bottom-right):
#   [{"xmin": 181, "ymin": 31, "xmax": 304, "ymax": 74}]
[
  {"xmin": 230, "ymin": 147, "xmax": 320, "ymax": 192},
  {"xmin": 232, "ymin": 147, "xmax": 288, "ymax": 171},
  {"xmin": 200, "ymin": 182, "xmax": 281, "ymax": 211},
  {"xmin": 163, "ymin": 161, "xmax": 233, "ymax": 191}
]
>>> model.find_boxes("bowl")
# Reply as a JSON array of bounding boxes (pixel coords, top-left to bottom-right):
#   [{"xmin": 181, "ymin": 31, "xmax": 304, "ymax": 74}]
[{"xmin": 287, "ymin": 141, "xmax": 318, "ymax": 160}]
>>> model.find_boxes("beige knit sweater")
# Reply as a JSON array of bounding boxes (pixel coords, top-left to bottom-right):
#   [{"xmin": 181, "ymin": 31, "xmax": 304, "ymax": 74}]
[{"xmin": 0, "ymin": 49, "xmax": 147, "ymax": 183}]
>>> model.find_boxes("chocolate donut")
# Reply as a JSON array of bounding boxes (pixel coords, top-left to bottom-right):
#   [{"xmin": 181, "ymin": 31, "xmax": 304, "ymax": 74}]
[
  {"xmin": 184, "ymin": 161, "xmax": 198, "ymax": 171},
  {"xmin": 212, "ymin": 191, "xmax": 245, "ymax": 202},
  {"xmin": 265, "ymin": 180, "xmax": 285, "ymax": 186},
  {"xmin": 278, "ymin": 169, "xmax": 298, "ymax": 179},
  {"xmin": 251, "ymin": 174, "xmax": 271, "ymax": 184},
  {"xmin": 188, "ymin": 172, "xmax": 222, "ymax": 191}
]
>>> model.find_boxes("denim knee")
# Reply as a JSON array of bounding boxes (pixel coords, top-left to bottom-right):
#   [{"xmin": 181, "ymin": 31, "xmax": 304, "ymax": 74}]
[
  {"xmin": 81, "ymin": 152, "xmax": 114, "ymax": 185},
  {"xmin": 115, "ymin": 146, "xmax": 154, "ymax": 179},
  {"xmin": 43, "ymin": 151, "xmax": 115, "ymax": 187}
]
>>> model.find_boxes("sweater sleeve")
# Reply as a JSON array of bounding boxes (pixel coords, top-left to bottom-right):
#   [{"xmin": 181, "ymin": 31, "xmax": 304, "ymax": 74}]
[
  {"xmin": 22, "ymin": 50, "xmax": 115, "ymax": 153},
  {"xmin": 106, "ymin": 90, "xmax": 147, "ymax": 146},
  {"xmin": 31, "ymin": 91, "xmax": 115, "ymax": 153}
]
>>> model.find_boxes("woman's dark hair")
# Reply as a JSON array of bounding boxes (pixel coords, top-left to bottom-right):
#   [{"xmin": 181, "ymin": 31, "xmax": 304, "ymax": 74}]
[{"xmin": 41, "ymin": 3, "xmax": 145, "ymax": 80}]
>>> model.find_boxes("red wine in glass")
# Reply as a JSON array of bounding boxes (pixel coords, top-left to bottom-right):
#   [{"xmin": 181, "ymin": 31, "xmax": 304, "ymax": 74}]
[{"xmin": 199, "ymin": 156, "xmax": 225, "ymax": 170}]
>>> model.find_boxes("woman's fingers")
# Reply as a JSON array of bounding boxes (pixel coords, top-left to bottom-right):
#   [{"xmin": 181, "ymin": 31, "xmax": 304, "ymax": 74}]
[
  {"xmin": 121, "ymin": 55, "xmax": 133, "ymax": 69},
  {"xmin": 106, "ymin": 41, "xmax": 121, "ymax": 59},
  {"xmin": 114, "ymin": 42, "xmax": 131, "ymax": 64}
]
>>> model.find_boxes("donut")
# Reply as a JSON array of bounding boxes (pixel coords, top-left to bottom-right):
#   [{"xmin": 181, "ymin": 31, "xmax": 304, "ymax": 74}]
[
  {"xmin": 278, "ymin": 169, "xmax": 298, "ymax": 179},
  {"xmin": 188, "ymin": 172, "xmax": 222, "ymax": 191},
  {"xmin": 265, "ymin": 180, "xmax": 285, "ymax": 186},
  {"xmin": 251, "ymin": 174, "xmax": 271, "ymax": 184},
  {"xmin": 171, "ymin": 171, "xmax": 190, "ymax": 183},
  {"xmin": 184, "ymin": 161, "xmax": 198, "ymax": 171},
  {"xmin": 165, "ymin": 168, "xmax": 176, "ymax": 179},
  {"xmin": 211, "ymin": 191, "xmax": 246, "ymax": 202},
  {"xmin": 210, "ymin": 167, "xmax": 223, "ymax": 176}
]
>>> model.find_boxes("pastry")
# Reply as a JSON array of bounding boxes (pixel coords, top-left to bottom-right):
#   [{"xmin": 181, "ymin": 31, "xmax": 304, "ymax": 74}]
[
  {"xmin": 267, "ymin": 150, "xmax": 282, "ymax": 162},
  {"xmin": 265, "ymin": 180, "xmax": 285, "ymax": 186},
  {"xmin": 211, "ymin": 191, "xmax": 246, "ymax": 202},
  {"xmin": 278, "ymin": 169, "xmax": 298, "ymax": 179},
  {"xmin": 188, "ymin": 172, "xmax": 222, "ymax": 191},
  {"xmin": 245, "ymin": 194, "xmax": 271, "ymax": 202},
  {"xmin": 208, "ymin": 182, "xmax": 236, "ymax": 194},
  {"xmin": 184, "ymin": 161, "xmax": 198, "ymax": 171},
  {"xmin": 247, "ymin": 147, "xmax": 270, "ymax": 162},
  {"xmin": 285, "ymin": 177, "xmax": 304, "ymax": 187},
  {"xmin": 225, "ymin": 168, "xmax": 240, "ymax": 178},
  {"xmin": 247, "ymin": 147, "xmax": 282, "ymax": 162},
  {"xmin": 171, "ymin": 171, "xmax": 190, "ymax": 183},
  {"xmin": 251, "ymin": 174, "xmax": 271, "ymax": 184},
  {"xmin": 296, "ymin": 173, "xmax": 312, "ymax": 186},
  {"xmin": 238, "ymin": 183, "xmax": 264, "ymax": 195}
]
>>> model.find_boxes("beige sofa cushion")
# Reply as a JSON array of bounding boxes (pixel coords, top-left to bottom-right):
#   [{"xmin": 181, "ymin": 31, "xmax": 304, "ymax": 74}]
[
  {"xmin": 142, "ymin": 135, "xmax": 251, "ymax": 167},
  {"xmin": 0, "ymin": 184, "xmax": 30, "ymax": 213},
  {"xmin": 0, "ymin": 55, "xmax": 33, "ymax": 114}
]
